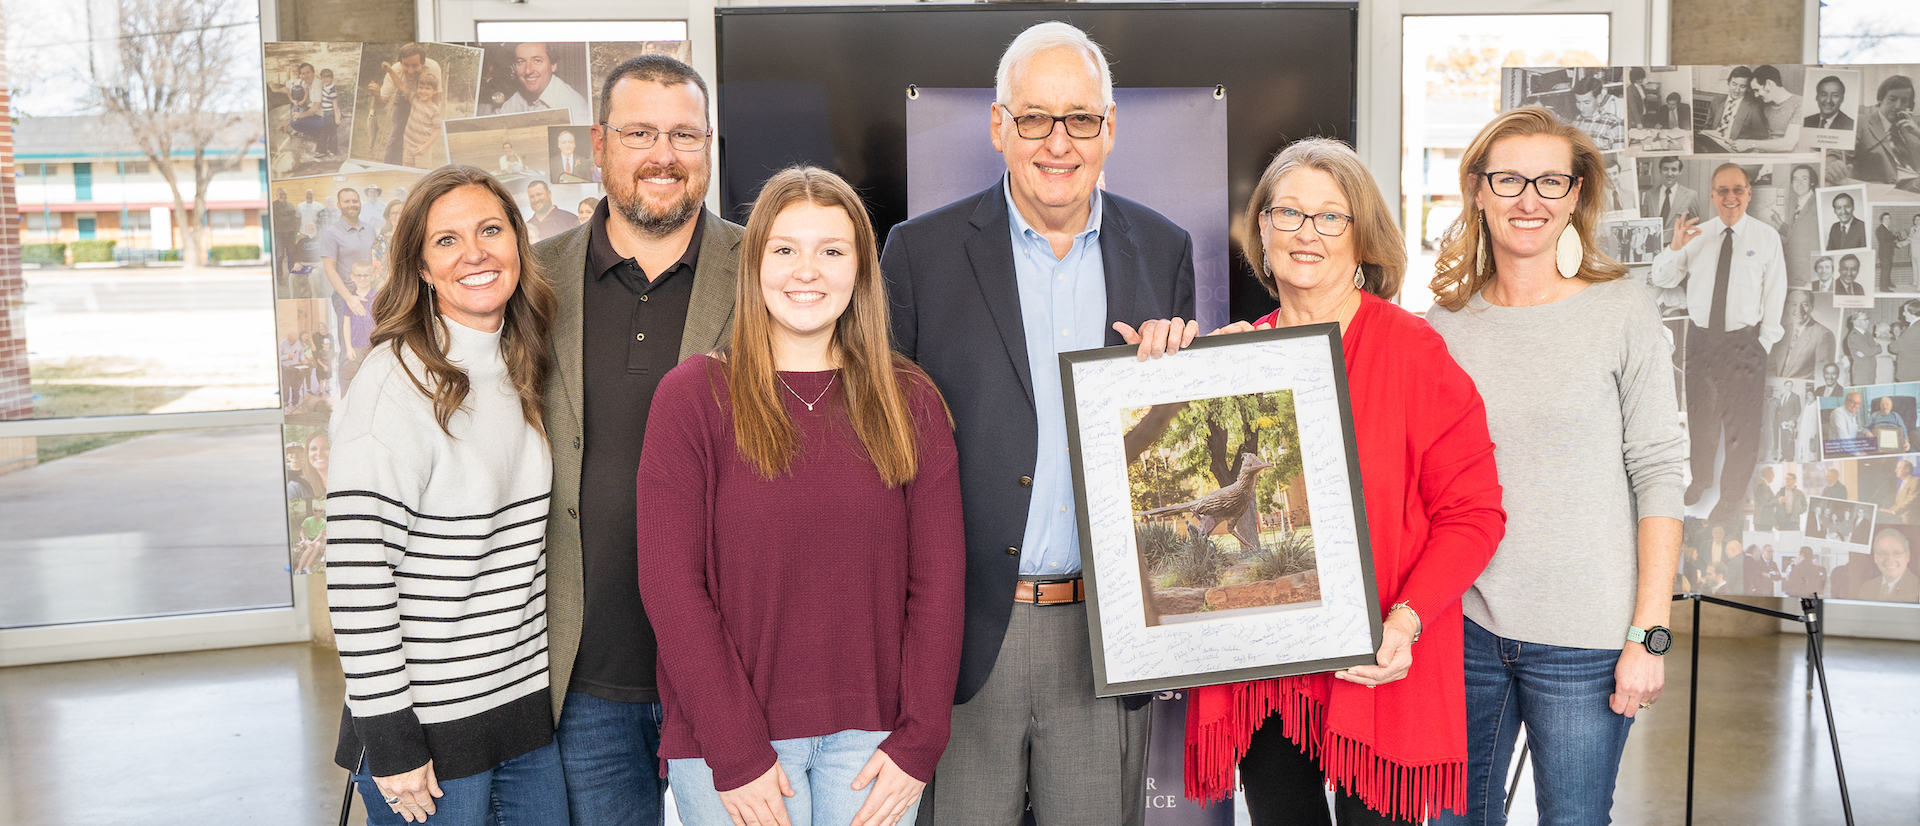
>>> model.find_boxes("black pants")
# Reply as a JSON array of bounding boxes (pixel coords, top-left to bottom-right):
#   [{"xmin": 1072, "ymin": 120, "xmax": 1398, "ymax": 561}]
[
  {"xmin": 1685, "ymin": 324, "xmax": 1766, "ymax": 509},
  {"xmin": 1241, "ymin": 713, "xmax": 1419, "ymax": 826}
]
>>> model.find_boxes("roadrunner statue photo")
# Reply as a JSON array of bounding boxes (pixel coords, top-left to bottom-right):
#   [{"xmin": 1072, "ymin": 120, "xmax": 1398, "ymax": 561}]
[{"xmin": 1138, "ymin": 452, "xmax": 1273, "ymax": 555}]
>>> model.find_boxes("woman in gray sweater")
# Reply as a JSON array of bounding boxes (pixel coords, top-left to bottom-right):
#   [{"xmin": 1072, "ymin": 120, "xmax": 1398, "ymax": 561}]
[{"xmin": 1427, "ymin": 107, "xmax": 1687, "ymax": 826}]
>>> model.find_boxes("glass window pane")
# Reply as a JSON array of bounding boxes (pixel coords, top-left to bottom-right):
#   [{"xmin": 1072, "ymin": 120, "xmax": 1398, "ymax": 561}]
[
  {"xmin": 21, "ymin": 269, "xmax": 279, "ymax": 418},
  {"xmin": 0, "ymin": 425, "xmax": 294, "ymax": 628},
  {"xmin": 1820, "ymin": 0, "xmax": 1920, "ymax": 64},
  {"xmin": 1400, "ymin": 15, "xmax": 1611, "ymax": 314},
  {"xmin": 6, "ymin": 0, "xmax": 276, "ymax": 420}
]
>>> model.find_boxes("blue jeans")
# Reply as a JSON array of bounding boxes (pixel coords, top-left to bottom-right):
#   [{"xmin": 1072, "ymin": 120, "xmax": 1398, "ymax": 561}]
[
  {"xmin": 1438, "ymin": 619, "xmax": 1635, "ymax": 826},
  {"xmin": 555, "ymin": 692, "xmax": 667, "ymax": 826},
  {"xmin": 352, "ymin": 741, "xmax": 568, "ymax": 826},
  {"xmin": 669, "ymin": 729, "xmax": 919, "ymax": 826}
]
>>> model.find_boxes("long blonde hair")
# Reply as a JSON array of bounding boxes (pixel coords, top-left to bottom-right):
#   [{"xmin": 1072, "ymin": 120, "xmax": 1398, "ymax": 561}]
[
  {"xmin": 723, "ymin": 166, "xmax": 943, "ymax": 487},
  {"xmin": 370, "ymin": 165, "xmax": 557, "ymax": 434},
  {"xmin": 1242, "ymin": 138, "xmax": 1405, "ymax": 300},
  {"xmin": 1430, "ymin": 107, "xmax": 1626, "ymax": 311}
]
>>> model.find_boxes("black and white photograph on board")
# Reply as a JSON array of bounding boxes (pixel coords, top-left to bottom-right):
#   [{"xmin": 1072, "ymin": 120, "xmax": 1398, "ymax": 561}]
[
  {"xmin": 1841, "ymin": 65, "xmax": 1920, "ymax": 187},
  {"xmin": 1769, "ymin": 288, "xmax": 1834, "ymax": 381},
  {"xmin": 1602, "ymin": 218, "xmax": 1662, "ymax": 264},
  {"xmin": 1637, "ymin": 155, "xmax": 1701, "ymax": 247},
  {"xmin": 1601, "ymin": 152, "xmax": 1639, "ymax": 219},
  {"xmin": 1753, "ymin": 160, "xmax": 1825, "ymax": 288},
  {"xmin": 1693, "ymin": 64, "xmax": 1806, "ymax": 154},
  {"xmin": 1627, "ymin": 66, "xmax": 1694, "ymax": 154},
  {"xmin": 1761, "ymin": 379, "xmax": 1820, "ymax": 463},
  {"xmin": 1870, "ymin": 200, "xmax": 1920, "ymax": 293},
  {"xmin": 1506, "ymin": 67, "xmax": 1624, "ymax": 151},
  {"xmin": 1800, "ymin": 69, "xmax": 1864, "ymax": 151},
  {"xmin": 1824, "ymin": 249, "xmax": 1877, "ymax": 308},
  {"xmin": 1819, "ymin": 184, "xmax": 1872, "ymax": 252},
  {"xmin": 1806, "ymin": 495, "xmax": 1876, "ymax": 547}
]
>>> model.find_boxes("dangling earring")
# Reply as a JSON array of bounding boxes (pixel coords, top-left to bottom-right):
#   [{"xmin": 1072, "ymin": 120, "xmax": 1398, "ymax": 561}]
[
  {"xmin": 1555, "ymin": 221, "xmax": 1583, "ymax": 279},
  {"xmin": 1353, "ymin": 265, "xmax": 1366, "ymax": 290},
  {"xmin": 1474, "ymin": 215, "xmax": 1490, "ymax": 277}
]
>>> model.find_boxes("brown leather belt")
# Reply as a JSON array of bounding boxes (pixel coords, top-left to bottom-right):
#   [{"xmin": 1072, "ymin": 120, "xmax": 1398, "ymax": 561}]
[{"xmin": 1015, "ymin": 578, "xmax": 1085, "ymax": 605}]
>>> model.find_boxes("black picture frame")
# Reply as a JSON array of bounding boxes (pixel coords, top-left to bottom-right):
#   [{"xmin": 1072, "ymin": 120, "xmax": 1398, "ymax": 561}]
[{"xmin": 1059, "ymin": 324, "xmax": 1382, "ymax": 696}]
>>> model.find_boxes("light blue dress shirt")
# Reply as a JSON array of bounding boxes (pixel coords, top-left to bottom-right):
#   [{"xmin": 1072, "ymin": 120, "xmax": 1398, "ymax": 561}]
[{"xmin": 1006, "ymin": 179, "xmax": 1107, "ymax": 576}]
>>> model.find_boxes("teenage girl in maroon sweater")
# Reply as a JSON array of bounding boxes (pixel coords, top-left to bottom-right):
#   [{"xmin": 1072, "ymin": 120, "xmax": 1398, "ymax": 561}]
[{"xmin": 636, "ymin": 167, "xmax": 964, "ymax": 826}]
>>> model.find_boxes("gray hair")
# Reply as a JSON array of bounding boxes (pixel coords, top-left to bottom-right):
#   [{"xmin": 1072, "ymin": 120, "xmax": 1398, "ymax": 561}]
[{"xmin": 994, "ymin": 21, "xmax": 1114, "ymax": 109}]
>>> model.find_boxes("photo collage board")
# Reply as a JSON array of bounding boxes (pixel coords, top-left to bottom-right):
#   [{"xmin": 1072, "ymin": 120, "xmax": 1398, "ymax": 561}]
[
  {"xmin": 264, "ymin": 40, "xmax": 690, "ymax": 574},
  {"xmin": 1504, "ymin": 63, "xmax": 1920, "ymax": 605}
]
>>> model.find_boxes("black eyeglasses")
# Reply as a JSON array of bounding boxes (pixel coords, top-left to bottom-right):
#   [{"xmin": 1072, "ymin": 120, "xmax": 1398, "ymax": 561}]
[
  {"xmin": 1261, "ymin": 206, "xmax": 1353, "ymax": 236},
  {"xmin": 999, "ymin": 105, "xmax": 1108, "ymax": 140},
  {"xmin": 1481, "ymin": 171, "xmax": 1579, "ymax": 199},
  {"xmin": 600, "ymin": 124, "xmax": 711, "ymax": 152}
]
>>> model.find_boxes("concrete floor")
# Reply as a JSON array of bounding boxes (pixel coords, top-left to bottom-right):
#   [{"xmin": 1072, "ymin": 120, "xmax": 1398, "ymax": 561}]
[{"xmin": 0, "ymin": 633, "xmax": 1914, "ymax": 826}]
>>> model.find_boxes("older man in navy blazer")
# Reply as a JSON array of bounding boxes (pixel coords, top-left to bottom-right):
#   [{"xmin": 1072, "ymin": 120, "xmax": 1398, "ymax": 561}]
[{"xmin": 881, "ymin": 21, "xmax": 1195, "ymax": 826}]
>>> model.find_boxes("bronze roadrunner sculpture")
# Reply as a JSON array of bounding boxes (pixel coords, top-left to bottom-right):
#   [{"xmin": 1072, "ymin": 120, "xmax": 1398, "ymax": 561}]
[{"xmin": 1139, "ymin": 452, "xmax": 1273, "ymax": 556}]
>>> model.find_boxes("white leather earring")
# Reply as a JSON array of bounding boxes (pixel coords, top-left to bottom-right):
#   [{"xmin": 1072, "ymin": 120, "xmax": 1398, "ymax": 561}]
[
  {"xmin": 1555, "ymin": 222, "xmax": 1583, "ymax": 279},
  {"xmin": 1474, "ymin": 216, "xmax": 1491, "ymax": 277}
]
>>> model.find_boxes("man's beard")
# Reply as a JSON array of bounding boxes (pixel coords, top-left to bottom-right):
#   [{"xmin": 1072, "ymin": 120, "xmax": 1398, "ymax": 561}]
[{"xmin": 612, "ymin": 163, "xmax": 703, "ymax": 236}]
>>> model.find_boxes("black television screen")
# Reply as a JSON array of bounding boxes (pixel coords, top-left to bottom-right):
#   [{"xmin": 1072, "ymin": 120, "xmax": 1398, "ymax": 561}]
[{"xmin": 716, "ymin": 2, "xmax": 1358, "ymax": 323}]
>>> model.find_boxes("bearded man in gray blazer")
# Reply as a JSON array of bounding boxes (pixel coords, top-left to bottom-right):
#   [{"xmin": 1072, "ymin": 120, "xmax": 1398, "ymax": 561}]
[{"xmin": 535, "ymin": 54, "xmax": 742, "ymax": 826}]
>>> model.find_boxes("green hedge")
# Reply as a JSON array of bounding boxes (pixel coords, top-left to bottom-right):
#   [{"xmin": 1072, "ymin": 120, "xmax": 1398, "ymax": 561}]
[
  {"xmin": 70, "ymin": 240, "xmax": 116, "ymax": 263},
  {"xmin": 158, "ymin": 249, "xmax": 181, "ymax": 262},
  {"xmin": 21, "ymin": 243, "xmax": 65, "ymax": 266},
  {"xmin": 209, "ymin": 244, "xmax": 261, "ymax": 261}
]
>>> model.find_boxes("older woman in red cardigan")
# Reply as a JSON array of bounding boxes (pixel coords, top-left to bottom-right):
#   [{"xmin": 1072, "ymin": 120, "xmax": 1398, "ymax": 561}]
[{"xmin": 1186, "ymin": 139, "xmax": 1506, "ymax": 824}]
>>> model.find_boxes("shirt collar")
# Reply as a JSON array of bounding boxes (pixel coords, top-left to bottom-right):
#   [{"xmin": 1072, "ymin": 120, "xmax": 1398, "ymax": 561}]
[
  {"xmin": 1003, "ymin": 175, "xmax": 1103, "ymax": 244},
  {"xmin": 588, "ymin": 198, "xmax": 706, "ymax": 283},
  {"xmin": 1708, "ymin": 212, "xmax": 1756, "ymax": 237}
]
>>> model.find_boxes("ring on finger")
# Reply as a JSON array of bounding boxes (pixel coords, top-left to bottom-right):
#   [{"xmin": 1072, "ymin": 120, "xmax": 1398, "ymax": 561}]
[{"xmin": 1639, "ymin": 701, "xmax": 1654, "ymax": 708}]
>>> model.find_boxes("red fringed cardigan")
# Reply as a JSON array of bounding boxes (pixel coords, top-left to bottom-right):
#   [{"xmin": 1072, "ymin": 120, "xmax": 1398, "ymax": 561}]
[{"xmin": 1185, "ymin": 293, "xmax": 1506, "ymax": 820}]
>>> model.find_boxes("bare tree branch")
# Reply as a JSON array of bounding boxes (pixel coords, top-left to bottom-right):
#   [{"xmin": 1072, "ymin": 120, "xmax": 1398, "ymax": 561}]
[{"xmin": 85, "ymin": 0, "xmax": 261, "ymax": 266}]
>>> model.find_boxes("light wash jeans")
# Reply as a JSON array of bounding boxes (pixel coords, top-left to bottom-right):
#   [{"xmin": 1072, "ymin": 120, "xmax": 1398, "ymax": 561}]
[
  {"xmin": 669, "ymin": 729, "xmax": 920, "ymax": 826},
  {"xmin": 1436, "ymin": 618, "xmax": 1636, "ymax": 826}
]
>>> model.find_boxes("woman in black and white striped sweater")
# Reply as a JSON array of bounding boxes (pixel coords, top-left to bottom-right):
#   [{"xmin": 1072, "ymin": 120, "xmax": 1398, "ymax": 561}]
[{"xmin": 325, "ymin": 165, "xmax": 564, "ymax": 825}]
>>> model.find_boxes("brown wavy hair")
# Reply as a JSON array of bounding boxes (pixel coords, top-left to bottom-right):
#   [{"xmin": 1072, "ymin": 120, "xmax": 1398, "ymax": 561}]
[
  {"xmin": 1242, "ymin": 138, "xmax": 1405, "ymax": 301},
  {"xmin": 723, "ymin": 166, "xmax": 943, "ymax": 487},
  {"xmin": 370, "ymin": 165, "xmax": 557, "ymax": 435},
  {"xmin": 1429, "ymin": 106, "xmax": 1626, "ymax": 311}
]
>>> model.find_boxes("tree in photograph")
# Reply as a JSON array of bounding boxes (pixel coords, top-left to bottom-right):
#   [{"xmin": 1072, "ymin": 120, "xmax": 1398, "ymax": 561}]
[
  {"xmin": 86, "ymin": 0, "xmax": 261, "ymax": 266},
  {"xmin": 1128, "ymin": 391, "xmax": 1304, "ymax": 552}
]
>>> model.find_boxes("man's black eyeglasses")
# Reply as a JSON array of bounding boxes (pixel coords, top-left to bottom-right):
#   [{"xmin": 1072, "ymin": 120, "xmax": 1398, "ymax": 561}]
[{"xmin": 999, "ymin": 105, "xmax": 1107, "ymax": 140}]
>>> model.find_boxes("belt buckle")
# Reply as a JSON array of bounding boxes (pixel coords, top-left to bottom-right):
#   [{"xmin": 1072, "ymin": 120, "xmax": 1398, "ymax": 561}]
[{"xmin": 1029, "ymin": 577, "xmax": 1082, "ymax": 605}]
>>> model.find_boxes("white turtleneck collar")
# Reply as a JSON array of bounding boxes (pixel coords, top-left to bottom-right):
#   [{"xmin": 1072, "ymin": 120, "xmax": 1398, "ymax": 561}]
[{"xmin": 440, "ymin": 315, "xmax": 506, "ymax": 378}]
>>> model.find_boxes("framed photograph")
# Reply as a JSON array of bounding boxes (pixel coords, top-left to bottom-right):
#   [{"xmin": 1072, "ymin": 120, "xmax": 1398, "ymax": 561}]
[{"xmin": 1060, "ymin": 325, "xmax": 1382, "ymax": 696}]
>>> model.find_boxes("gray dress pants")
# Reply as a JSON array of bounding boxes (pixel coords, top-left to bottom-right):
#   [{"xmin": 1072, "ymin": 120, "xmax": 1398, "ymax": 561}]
[{"xmin": 919, "ymin": 597, "xmax": 1151, "ymax": 826}]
